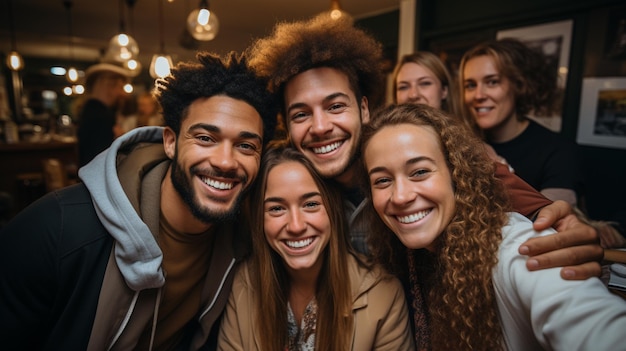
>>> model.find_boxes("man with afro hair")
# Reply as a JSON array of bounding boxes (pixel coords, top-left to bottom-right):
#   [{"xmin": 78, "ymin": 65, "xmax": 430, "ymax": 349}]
[
  {"xmin": 247, "ymin": 14, "xmax": 601, "ymax": 276},
  {"xmin": 0, "ymin": 51, "xmax": 278, "ymax": 350}
]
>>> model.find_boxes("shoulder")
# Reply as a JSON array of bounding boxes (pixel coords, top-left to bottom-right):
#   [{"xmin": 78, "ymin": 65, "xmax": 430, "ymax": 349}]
[
  {"xmin": 349, "ymin": 255, "xmax": 404, "ymax": 303},
  {"xmin": 2, "ymin": 183, "xmax": 111, "ymax": 255}
]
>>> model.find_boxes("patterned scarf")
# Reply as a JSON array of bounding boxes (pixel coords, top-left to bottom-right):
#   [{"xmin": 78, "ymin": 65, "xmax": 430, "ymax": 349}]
[{"xmin": 407, "ymin": 248, "xmax": 431, "ymax": 351}]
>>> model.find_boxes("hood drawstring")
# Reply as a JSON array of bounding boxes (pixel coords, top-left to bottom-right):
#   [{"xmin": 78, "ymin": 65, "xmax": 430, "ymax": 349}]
[
  {"xmin": 148, "ymin": 288, "xmax": 163, "ymax": 351},
  {"xmin": 108, "ymin": 291, "xmax": 140, "ymax": 351},
  {"xmin": 199, "ymin": 258, "xmax": 236, "ymax": 320}
]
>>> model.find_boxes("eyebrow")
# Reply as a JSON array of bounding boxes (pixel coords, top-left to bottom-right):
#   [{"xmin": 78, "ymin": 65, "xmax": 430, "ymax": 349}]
[
  {"xmin": 286, "ymin": 92, "xmax": 351, "ymax": 114},
  {"xmin": 368, "ymin": 155, "xmax": 435, "ymax": 175},
  {"xmin": 188, "ymin": 123, "xmax": 263, "ymax": 144},
  {"xmin": 264, "ymin": 191, "xmax": 321, "ymax": 204}
]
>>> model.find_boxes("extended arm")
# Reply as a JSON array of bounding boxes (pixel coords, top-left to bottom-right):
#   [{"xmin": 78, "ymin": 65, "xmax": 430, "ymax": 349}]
[{"xmin": 494, "ymin": 163, "xmax": 602, "ymax": 280}]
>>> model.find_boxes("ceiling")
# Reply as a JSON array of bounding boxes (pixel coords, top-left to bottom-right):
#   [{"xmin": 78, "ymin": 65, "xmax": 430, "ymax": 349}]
[{"xmin": 1, "ymin": 0, "xmax": 400, "ymax": 72}]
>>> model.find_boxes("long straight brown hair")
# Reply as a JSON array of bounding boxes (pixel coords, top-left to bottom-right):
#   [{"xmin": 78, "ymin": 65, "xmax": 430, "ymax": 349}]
[{"xmin": 246, "ymin": 146, "xmax": 357, "ymax": 350}]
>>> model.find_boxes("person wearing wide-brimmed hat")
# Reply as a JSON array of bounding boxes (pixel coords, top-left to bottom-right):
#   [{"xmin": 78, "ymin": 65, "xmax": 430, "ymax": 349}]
[{"xmin": 77, "ymin": 62, "xmax": 131, "ymax": 166}]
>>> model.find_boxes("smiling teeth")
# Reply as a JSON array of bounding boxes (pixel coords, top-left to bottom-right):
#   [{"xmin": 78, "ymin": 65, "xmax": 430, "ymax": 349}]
[
  {"xmin": 476, "ymin": 107, "xmax": 491, "ymax": 113},
  {"xmin": 312, "ymin": 141, "xmax": 342, "ymax": 154},
  {"xmin": 397, "ymin": 210, "xmax": 431, "ymax": 224},
  {"xmin": 286, "ymin": 238, "xmax": 313, "ymax": 248},
  {"xmin": 202, "ymin": 178, "xmax": 233, "ymax": 190}
]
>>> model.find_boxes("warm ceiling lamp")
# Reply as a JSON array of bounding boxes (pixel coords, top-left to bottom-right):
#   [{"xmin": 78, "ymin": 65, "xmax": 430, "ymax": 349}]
[
  {"xmin": 329, "ymin": 0, "xmax": 349, "ymax": 20},
  {"xmin": 150, "ymin": 0, "xmax": 174, "ymax": 79},
  {"xmin": 106, "ymin": 0, "xmax": 140, "ymax": 63},
  {"xmin": 6, "ymin": 0, "xmax": 24, "ymax": 70},
  {"xmin": 187, "ymin": 0, "xmax": 219, "ymax": 41},
  {"xmin": 63, "ymin": 0, "xmax": 78, "ymax": 82}
]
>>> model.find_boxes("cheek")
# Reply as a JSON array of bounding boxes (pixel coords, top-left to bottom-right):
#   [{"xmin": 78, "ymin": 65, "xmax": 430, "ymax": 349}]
[
  {"xmin": 264, "ymin": 217, "xmax": 281, "ymax": 241},
  {"xmin": 288, "ymin": 124, "xmax": 306, "ymax": 145},
  {"xmin": 370, "ymin": 189, "xmax": 389, "ymax": 215}
]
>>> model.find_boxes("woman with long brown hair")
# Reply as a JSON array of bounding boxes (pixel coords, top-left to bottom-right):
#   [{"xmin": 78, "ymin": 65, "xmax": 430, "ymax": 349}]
[{"xmin": 218, "ymin": 146, "xmax": 413, "ymax": 350}]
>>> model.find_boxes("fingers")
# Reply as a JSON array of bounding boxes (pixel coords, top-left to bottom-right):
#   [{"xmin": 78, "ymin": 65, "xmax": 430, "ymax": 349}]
[
  {"xmin": 532, "ymin": 200, "xmax": 572, "ymax": 231},
  {"xmin": 520, "ymin": 222, "xmax": 598, "ymax": 256},
  {"xmin": 559, "ymin": 262, "xmax": 602, "ymax": 280},
  {"xmin": 524, "ymin": 244, "xmax": 604, "ymax": 279}
]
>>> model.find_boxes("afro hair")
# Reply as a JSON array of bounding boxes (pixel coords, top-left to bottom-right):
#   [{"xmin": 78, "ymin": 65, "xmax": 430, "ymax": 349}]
[
  {"xmin": 155, "ymin": 51, "xmax": 278, "ymax": 144},
  {"xmin": 247, "ymin": 13, "xmax": 386, "ymax": 110}
]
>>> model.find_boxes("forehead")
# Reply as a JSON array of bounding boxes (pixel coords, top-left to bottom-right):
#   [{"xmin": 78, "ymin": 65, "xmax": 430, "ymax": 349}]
[
  {"xmin": 365, "ymin": 123, "xmax": 442, "ymax": 164},
  {"xmin": 184, "ymin": 95, "xmax": 263, "ymax": 133},
  {"xmin": 284, "ymin": 67, "xmax": 356, "ymax": 102},
  {"xmin": 266, "ymin": 162, "xmax": 318, "ymax": 194},
  {"xmin": 398, "ymin": 62, "xmax": 439, "ymax": 81},
  {"xmin": 464, "ymin": 55, "xmax": 499, "ymax": 77}
]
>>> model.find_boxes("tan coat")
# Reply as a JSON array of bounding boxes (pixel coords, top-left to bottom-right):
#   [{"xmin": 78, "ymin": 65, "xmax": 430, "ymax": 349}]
[{"xmin": 217, "ymin": 254, "xmax": 415, "ymax": 350}]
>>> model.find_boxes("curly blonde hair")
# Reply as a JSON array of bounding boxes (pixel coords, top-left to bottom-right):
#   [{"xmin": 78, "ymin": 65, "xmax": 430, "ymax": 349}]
[{"xmin": 361, "ymin": 103, "xmax": 510, "ymax": 350}]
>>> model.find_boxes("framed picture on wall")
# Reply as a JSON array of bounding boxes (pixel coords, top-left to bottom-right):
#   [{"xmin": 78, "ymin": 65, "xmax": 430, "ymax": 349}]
[
  {"xmin": 577, "ymin": 77, "xmax": 626, "ymax": 150},
  {"xmin": 497, "ymin": 19, "xmax": 573, "ymax": 88},
  {"xmin": 497, "ymin": 20, "xmax": 574, "ymax": 132}
]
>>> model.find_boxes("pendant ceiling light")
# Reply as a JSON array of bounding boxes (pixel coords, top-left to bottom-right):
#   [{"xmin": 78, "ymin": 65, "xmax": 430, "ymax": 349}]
[
  {"xmin": 329, "ymin": 0, "xmax": 350, "ymax": 20},
  {"xmin": 105, "ymin": 0, "xmax": 139, "ymax": 63},
  {"xmin": 6, "ymin": 0, "xmax": 24, "ymax": 71},
  {"xmin": 63, "ymin": 0, "xmax": 78, "ymax": 82},
  {"xmin": 150, "ymin": 0, "xmax": 174, "ymax": 79},
  {"xmin": 187, "ymin": 0, "xmax": 219, "ymax": 41}
]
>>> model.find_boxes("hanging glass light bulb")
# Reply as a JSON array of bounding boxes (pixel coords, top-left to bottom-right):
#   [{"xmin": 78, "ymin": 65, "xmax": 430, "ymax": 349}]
[
  {"xmin": 124, "ymin": 58, "xmax": 142, "ymax": 77},
  {"xmin": 66, "ymin": 67, "xmax": 79, "ymax": 82},
  {"xmin": 329, "ymin": 0, "xmax": 350, "ymax": 20},
  {"xmin": 150, "ymin": 0, "xmax": 174, "ymax": 79},
  {"xmin": 149, "ymin": 55, "xmax": 174, "ymax": 79},
  {"xmin": 107, "ymin": 33, "xmax": 140, "ymax": 62},
  {"xmin": 106, "ymin": 0, "xmax": 140, "ymax": 62},
  {"xmin": 187, "ymin": 0, "xmax": 219, "ymax": 41},
  {"xmin": 7, "ymin": 51, "xmax": 24, "ymax": 71},
  {"xmin": 6, "ymin": 0, "xmax": 24, "ymax": 71},
  {"xmin": 63, "ymin": 1, "xmax": 79, "ymax": 82}
]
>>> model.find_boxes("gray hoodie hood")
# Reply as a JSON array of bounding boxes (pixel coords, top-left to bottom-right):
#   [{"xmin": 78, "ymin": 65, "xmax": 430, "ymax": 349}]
[{"xmin": 79, "ymin": 126, "xmax": 166, "ymax": 291}]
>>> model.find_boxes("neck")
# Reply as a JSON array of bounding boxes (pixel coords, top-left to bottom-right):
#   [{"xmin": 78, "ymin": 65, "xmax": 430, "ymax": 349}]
[
  {"xmin": 487, "ymin": 114, "xmax": 529, "ymax": 143},
  {"xmin": 334, "ymin": 162, "xmax": 359, "ymax": 188}
]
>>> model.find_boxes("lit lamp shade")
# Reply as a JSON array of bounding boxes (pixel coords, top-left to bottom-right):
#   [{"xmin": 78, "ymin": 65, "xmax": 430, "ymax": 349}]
[
  {"xmin": 6, "ymin": 51, "xmax": 24, "ymax": 71},
  {"xmin": 106, "ymin": 33, "xmax": 140, "ymax": 62},
  {"xmin": 149, "ymin": 54, "xmax": 174, "ymax": 79},
  {"xmin": 66, "ymin": 67, "xmax": 79, "ymax": 82},
  {"xmin": 124, "ymin": 59, "xmax": 142, "ymax": 77},
  {"xmin": 187, "ymin": 8, "xmax": 219, "ymax": 41}
]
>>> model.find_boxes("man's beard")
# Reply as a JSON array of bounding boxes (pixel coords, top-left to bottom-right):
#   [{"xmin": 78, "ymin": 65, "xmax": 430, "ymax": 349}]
[
  {"xmin": 170, "ymin": 154, "xmax": 246, "ymax": 224},
  {"xmin": 320, "ymin": 128, "xmax": 363, "ymax": 180}
]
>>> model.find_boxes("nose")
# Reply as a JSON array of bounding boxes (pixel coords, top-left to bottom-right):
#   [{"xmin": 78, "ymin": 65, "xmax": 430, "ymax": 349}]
[
  {"xmin": 210, "ymin": 142, "xmax": 238, "ymax": 172},
  {"xmin": 390, "ymin": 178, "xmax": 417, "ymax": 206},
  {"xmin": 408, "ymin": 85, "xmax": 420, "ymax": 100},
  {"xmin": 286, "ymin": 209, "xmax": 307, "ymax": 235},
  {"xmin": 309, "ymin": 109, "xmax": 333, "ymax": 136},
  {"xmin": 473, "ymin": 83, "xmax": 487, "ymax": 100}
]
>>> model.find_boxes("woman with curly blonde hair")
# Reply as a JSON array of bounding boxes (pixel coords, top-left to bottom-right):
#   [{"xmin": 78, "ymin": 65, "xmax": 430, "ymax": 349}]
[{"xmin": 361, "ymin": 103, "xmax": 626, "ymax": 350}]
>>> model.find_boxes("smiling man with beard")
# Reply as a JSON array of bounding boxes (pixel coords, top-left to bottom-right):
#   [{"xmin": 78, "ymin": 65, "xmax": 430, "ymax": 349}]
[{"xmin": 0, "ymin": 51, "xmax": 277, "ymax": 351}]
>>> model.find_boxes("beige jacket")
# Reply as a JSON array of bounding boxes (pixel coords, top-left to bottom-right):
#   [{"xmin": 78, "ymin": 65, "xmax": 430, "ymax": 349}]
[{"xmin": 217, "ymin": 254, "xmax": 414, "ymax": 350}]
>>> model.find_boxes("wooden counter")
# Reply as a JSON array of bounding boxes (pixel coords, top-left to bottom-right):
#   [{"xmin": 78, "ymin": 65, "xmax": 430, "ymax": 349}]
[{"xmin": 0, "ymin": 139, "xmax": 78, "ymax": 219}]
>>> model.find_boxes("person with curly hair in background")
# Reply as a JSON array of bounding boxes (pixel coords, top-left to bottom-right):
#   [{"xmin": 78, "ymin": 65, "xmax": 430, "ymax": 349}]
[
  {"xmin": 460, "ymin": 38, "xmax": 583, "ymax": 207},
  {"xmin": 0, "ymin": 51, "xmax": 278, "ymax": 350},
  {"xmin": 361, "ymin": 103, "xmax": 626, "ymax": 350}
]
